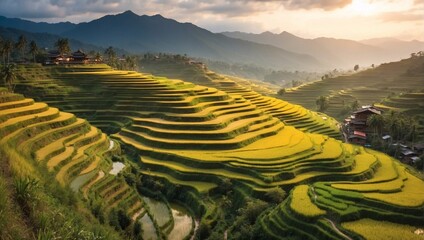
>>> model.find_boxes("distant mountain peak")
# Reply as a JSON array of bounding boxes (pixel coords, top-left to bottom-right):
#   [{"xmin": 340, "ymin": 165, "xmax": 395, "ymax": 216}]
[
  {"xmin": 113, "ymin": 10, "xmax": 141, "ymax": 19},
  {"xmin": 152, "ymin": 14, "xmax": 165, "ymax": 18},
  {"xmin": 120, "ymin": 10, "xmax": 138, "ymax": 16}
]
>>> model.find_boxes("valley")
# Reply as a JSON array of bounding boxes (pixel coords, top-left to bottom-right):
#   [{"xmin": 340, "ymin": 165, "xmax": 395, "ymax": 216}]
[{"xmin": 0, "ymin": 6, "xmax": 424, "ymax": 240}]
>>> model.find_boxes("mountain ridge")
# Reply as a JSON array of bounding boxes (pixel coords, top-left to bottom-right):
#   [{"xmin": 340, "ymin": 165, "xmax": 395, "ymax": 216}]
[
  {"xmin": 222, "ymin": 31, "xmax": 424, "ymax": 68},
  {"xmin": 0, "ymin": 12, "xmax": 324, "ymax": 71}
]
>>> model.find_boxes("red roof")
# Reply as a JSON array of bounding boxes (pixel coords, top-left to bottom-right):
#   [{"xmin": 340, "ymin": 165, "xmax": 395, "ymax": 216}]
[{"xmin": 353, "ymin": 131, "xmax": 366, "ymax": 137}]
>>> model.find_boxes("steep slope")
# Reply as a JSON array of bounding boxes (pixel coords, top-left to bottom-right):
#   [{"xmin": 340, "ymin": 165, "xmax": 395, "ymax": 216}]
[
  {"xmin": 60, "ymin": 11, "xmax": 323, "ymax": 70},
  {"xmin": 0, "ymin": 88, "xmax": 195, "ymax": 240},
  {"xmin": 222, "ymin": 31, "xmax": 424, "ymax": 69},
  {"xmin": 138, "ymin": 58, "xmax": 341, "ymax": 138},
  {"xmin": 0, "ymin": 89, "xmax": 123, "ymax": 239}
]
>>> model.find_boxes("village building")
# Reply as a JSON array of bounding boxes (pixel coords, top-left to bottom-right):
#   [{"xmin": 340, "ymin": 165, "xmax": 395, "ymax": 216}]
[
  {"xmin": 348, "ymin": 130, "xmax": 367, "ymax": 145},
  {"xmin": 45, "ymin": 50, "xmax": 66, "ymax": 64},
  {"xmin": 400, "ymin": 149, "xmax": 418, "ymax": 165},
  {"xmin": 70, "ymin": 49, "xmax": 88, "ymax": 63},
  {"xmin": 343, "ymin": 106, "xmax": 382, "ymax": 146},
  {"xmin": 45, "ymin": 49, "xmax": 89, "ymax": 65}
]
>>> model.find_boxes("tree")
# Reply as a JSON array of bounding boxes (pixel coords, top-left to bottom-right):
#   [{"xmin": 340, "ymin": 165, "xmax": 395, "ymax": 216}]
[
  {"xmin": 125, "ymin": 55, "xmax": 137, "ymax": 70},
  {"xmin": 354, "ymin": 64, "xmax": 359, "ymax": 71},
  {"xmin": 350, "ymin": 100, "xmax": 360, "ymax": 111},
  {"xmin": 95, "ymin": 52, "xmax": 102, "ymax": 62},
  {"xmin": 15, "ymin": 35, "xmax": 27, "ymax": 60},
  {"xmin": 264, "ymin": 187, "xmax": 286, "ymax": 204},
  {"xmin": 1, "ymin": 64, "xmax": 17, "ymax": 92},
  {"xmin": 55, "ymin": 38, "xmax": 71, "ymax": 56},
  {"xmin": 2, "ymin": 40, "xmax": 14, "ymax": 64},
  {"xmin": 316, "ymin": 95, "xmax": 329, "ymax": 112},
  {"xmin": 105, "ymin": 46, "xmax": 116, "ymax": 67},
  {"xmin": 0, "ymin": 36, "xmax": 3, "ymax": 64},
  {"xmin": 367, "ymin": 114, "xmax": 385, "ymax": 137},
  {"xmin": 277, "ymin": 88, "xmax": 286, "ymax": 96},
  {"xmin": 28, "ymin": 41, "xmax": 38, "ymax": 63}
]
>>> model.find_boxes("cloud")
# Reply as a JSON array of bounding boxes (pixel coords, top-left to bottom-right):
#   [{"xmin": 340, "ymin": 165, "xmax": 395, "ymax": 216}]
[
  {"xmin": 0, "ymin": 0, "xmax": 354, "ymax": 22},
  {"xmin": 380, "ymin": 12, "xmax": 424, "ymax": 22},
  {"xmin": 280, "ymin": 0, "xmax": 353, "ymax": 11}
]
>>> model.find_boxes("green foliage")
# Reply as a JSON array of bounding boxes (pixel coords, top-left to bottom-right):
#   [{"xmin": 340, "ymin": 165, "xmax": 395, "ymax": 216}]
[
  {"xmin": 264, "ymin": 187, "xmax": 286, "ymax": 204},
  {"xmin": 316, "ymin": 95, "xmax": 329, "ymax": 112},
  {"xmin": 14, "ymin": 176, "xmax": 38, "ymax": 215},
  {"xmin": 1, "ymin": 64, "xmax": 17, "ymax": 92},
  {"xmin": 55, "ymin": 38, "xmax": 71, "ymax": 55},
  {"xmin": 277, "ymin": 88, "xmax": 286, "ymax": 96}
]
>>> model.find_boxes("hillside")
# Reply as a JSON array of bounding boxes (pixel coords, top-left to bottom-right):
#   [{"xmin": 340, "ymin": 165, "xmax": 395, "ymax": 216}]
[
  {"xmin": 222, "ymin": 31, "xmax": 424, "ymax": 69},
  {"xmin": 0, "ymin": 87, "xmax": 195, "ymax": 240},
  {"xmin": 0, "ymin": 88, "xmax": 124, "ymax": 239},
  {"xmin": 138, "ymin": 56, "xmax": 341, "ymax": 138},
  {"xmin": 0, "ymin": 26, "xmax": 104, "ymax": 54},
  {"xmin": 282, "ymin": 55, "xmax": 424, "ymax": 138},
  {"xmin": 0, "ymin": 12, "xmax": 324, "ymax": 71},
  {"xmin": 9, "ymin": 64, "xmax": 424, "ymax": 239}
]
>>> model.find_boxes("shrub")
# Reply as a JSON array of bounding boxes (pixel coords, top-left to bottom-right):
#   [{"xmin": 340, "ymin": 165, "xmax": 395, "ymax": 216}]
[
  {"xmin": 14, "ymin": 177, "xmax": 38, "ymax": 215},
  {"xmin": 264, "ymin": 187, "xmax": 286, "ymax": 204}
]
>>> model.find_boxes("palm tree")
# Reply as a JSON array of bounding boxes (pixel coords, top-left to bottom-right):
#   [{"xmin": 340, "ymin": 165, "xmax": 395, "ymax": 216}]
[
  {"xmin": 15, "ymin": 35, "xmax": 27, "ymax": 60},
  {"xmin": 105, "ymin": 46, "xmax": 116, "ymax": 67},
  {"xmin": 125, "ymin": 56, "xmax": 137, "ymax": 70},
  {"xmin": 350, "ymin": 100, "xmax": 359, "ymax": 111},
  {"xmin": 29, "ymin": 41, "xmax": 38, "ymax": 63},
  {"xmin": 1, "ymin": 64, "xmax": 17, "ymax": 92},
  {"xmin": 316, "ymin": 95, "xmax": 329, "ymax": 112},
  {"xmin": 0, "ymin": 36, "xmax": 3, "ymax": 64},
  {"xmin": 55, "ymin": 38, "xmax": 71, "ymax": 56},
  {"xmin": 367, "ymin": 114, "xmax": 385, "ymax": 137},
  {"xmin": 2, "ymin": 40, "xmax": 14, "ymax": 64}
]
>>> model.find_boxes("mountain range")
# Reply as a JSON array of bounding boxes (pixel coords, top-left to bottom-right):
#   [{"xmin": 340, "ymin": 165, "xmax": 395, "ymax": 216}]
[
  {"xmin": 0, "ymin": 11, "xmax": 423, "ymax": 71},
  {"xmin": 222, "ymin": 31, "xmax": 424, "ymax": 69}
]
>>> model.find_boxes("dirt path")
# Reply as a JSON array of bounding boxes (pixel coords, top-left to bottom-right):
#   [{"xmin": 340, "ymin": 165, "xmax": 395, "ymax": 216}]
[{"xmin": 190, "ymin": 219, "xmax": 200, "ymax": 240}]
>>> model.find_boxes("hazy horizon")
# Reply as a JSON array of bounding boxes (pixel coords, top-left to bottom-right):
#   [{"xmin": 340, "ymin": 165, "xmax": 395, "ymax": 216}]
[{"xmin": 0, "ymin": 0, "xmax": 423, "ymax": 42}]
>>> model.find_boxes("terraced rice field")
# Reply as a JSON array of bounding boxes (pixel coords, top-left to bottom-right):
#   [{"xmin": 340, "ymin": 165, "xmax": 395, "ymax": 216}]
[
  {"xmin": 0, "ymin": 88, "xmax": 194, "ymax": 240},
  {"xmin": 375, "ymin": 92, "xmax": 424, "ymax": 138},
  {"xmin": 10, "ymin": 65, "xmax": 424, "ymax": 239},
  {"xmin": 282, "ymin": 56, "xmax": 424, "ymax": 123},
  {"xmin": 15, "ymin": 64, "xmax": 341, "ymax": 139}
]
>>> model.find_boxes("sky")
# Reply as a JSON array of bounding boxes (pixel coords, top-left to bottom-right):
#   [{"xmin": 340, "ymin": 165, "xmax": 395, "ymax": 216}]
[{"xmin": 0, "ymin": 0, "xmax": 423, "ymax": 41}]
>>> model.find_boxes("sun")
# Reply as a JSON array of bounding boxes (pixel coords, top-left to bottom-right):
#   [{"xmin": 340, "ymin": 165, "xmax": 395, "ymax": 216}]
[
  {"xmin": 347, "ymin": 0, "xmax": 382, "ymax": 16},
  {"xmin": 345, "ymin": 0, "xmax": 415, "ymax": 16}
]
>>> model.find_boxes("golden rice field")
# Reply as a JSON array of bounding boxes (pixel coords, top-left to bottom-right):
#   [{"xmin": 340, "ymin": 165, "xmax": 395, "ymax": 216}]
[
  {"xmin": 0, "ymin": 89, "xmax": 194, "ymax": 240},
  {"xmin": 9, "ymin": 65, "xmax": 424, "ymax": 239}
]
